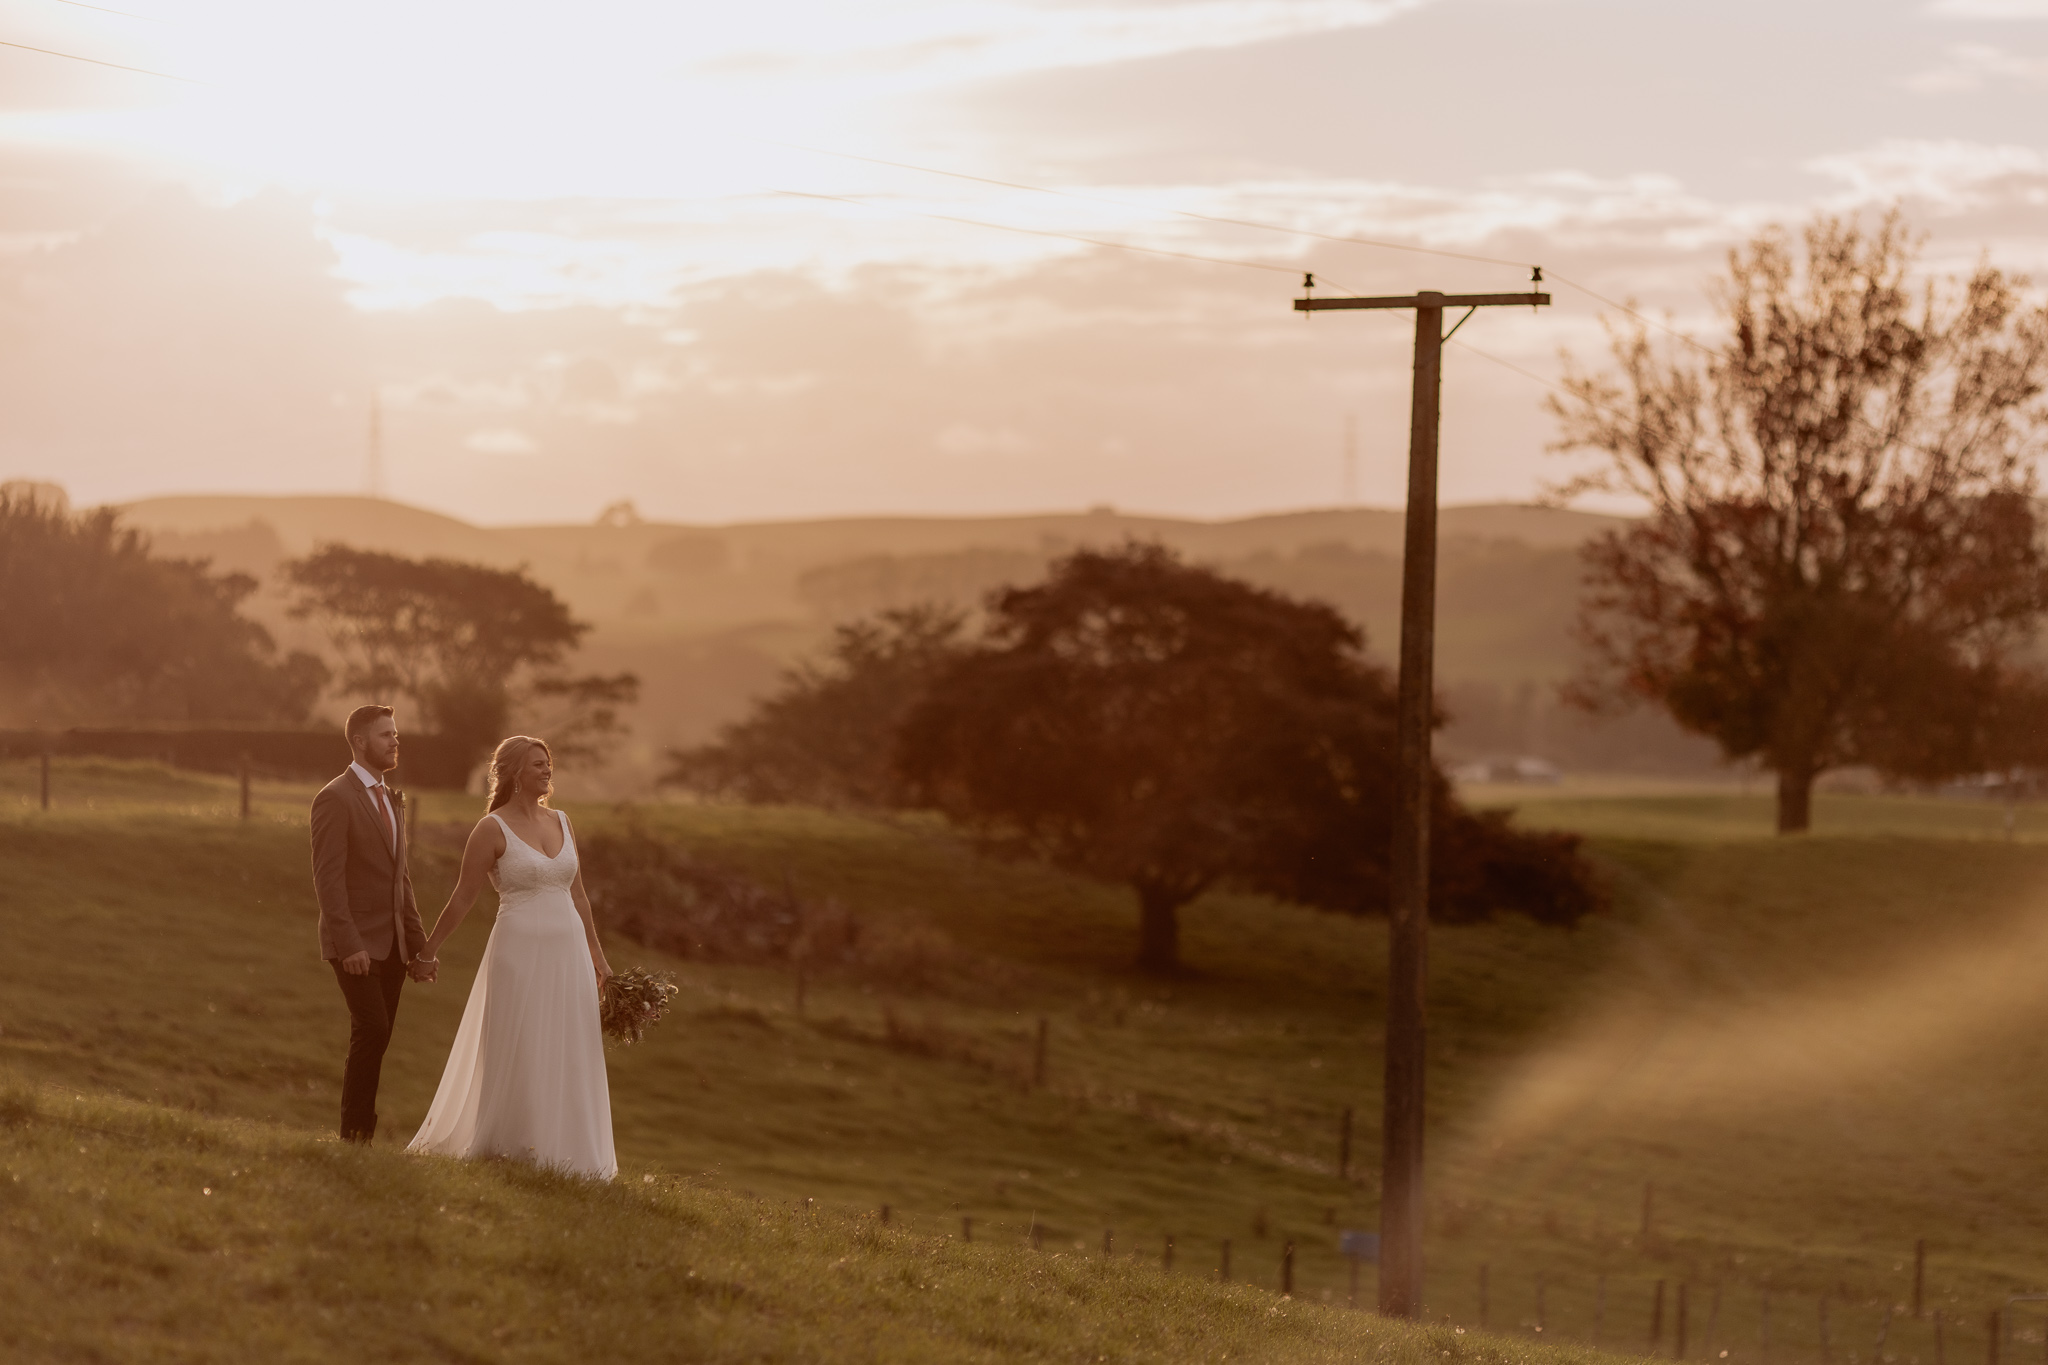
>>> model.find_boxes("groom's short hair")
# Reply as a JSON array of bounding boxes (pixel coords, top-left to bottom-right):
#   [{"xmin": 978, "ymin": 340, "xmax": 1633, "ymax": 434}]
[{"xmin": 344, "ymin": 704, "xmax": 394, "ymax": 747}]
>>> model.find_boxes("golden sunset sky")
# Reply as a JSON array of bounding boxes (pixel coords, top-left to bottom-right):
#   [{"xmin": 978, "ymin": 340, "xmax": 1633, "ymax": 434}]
[{"xmin": 4, "ymin": 0, "xmax": 2047, "ymax": 522}]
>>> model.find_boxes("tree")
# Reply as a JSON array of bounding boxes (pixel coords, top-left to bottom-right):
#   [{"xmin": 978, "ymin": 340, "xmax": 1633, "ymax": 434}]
[
  {"xmin": 663, "ymin": 606, "xmax": 966, "ymax": 806},
  {"xmin": 896, "ymin": 544, "xmax": 1597, "ymax": 971},
  {"xmin": 283, "ymin": 545, "xmax": 637, "ymax": 765},
  {"xmin": 0, "ymin": 488, "xmax": 326, "ymax": 725},
  {"xmin": 1551, "ymin": 212, "xmax": 2048, "ymax": 832}
]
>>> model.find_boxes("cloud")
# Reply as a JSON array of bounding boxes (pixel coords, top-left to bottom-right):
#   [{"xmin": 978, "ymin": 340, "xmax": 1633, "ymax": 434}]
[
  {"xmin": 463, "ymin": 428, "xmax": 540, "ymax": 455},
  {"xmin": 690, "ymin": 0, "xmax": 1438, "ymax": 92},
  {"xmin": 1804, "ymin": 138, "xmax": 2046, "ymax": 210},
  {"xmin": 1926, "ymin": 0, "xmax": 2048, "ymax": 15},
  {"xmin": 1905, "ymin": 42, "xmax": 2048, "ymax": 92},
  {"xmin": 0, "ymin": 0, "xmax": 1441, "ymax": 203},
  {"xmin": 934, "ymin": 422, "xmax": 1032, "ymax": 456}
]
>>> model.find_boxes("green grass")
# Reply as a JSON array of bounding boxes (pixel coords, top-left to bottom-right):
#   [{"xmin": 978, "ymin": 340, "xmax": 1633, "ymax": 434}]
[
  {"xmin": 5, "ymin": 1080, "xmax": 1603, "ymax": 1365},
  {"xmin": 9, "ymin": 760, "xmax": 2048, "ymax": 1362}
]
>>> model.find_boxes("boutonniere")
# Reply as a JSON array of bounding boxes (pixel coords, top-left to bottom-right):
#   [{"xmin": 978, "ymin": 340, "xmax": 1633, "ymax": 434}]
[{"xmin": 389, "ymin": 787, "xmax": 406, "ymax": 806}]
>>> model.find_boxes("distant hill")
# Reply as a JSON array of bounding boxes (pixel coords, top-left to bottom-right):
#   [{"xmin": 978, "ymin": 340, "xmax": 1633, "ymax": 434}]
[
  {"xmin": 120, "ymin": 494, "xmax": 1626, "ymax": 630},
  {"xmin": 116, "ymin": 493, "xmax": 1711, "ymax": 784}
]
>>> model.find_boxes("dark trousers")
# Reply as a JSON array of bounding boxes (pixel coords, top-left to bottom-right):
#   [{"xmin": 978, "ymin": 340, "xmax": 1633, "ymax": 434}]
[{"xmin": 331, "ymin": 948, "xmax": 407, "ymax": 1141}]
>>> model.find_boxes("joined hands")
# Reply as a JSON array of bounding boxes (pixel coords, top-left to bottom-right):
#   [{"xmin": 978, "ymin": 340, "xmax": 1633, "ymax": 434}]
[{"xmin": 409, "ymin": 956, "xmax": 439, "ymax": 984}]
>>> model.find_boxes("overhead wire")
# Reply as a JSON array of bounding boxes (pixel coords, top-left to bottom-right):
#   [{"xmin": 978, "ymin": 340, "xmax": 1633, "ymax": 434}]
[
  {"xmin": 44, "ymin": 0, "xmax": 166, "ymax": 20},
  {"xmin": 770, "ymin": 138, "xmax": 1720, "ymax": 351},
  {"xmin": 768, "ymin": 189, "xmax": 1304, "ymax": 277},
  {"xmin": 768, "ymin": 139, "xmax": 1534, "ymax": 272},
  {"xmin": 0, "ymin": 35, "xmax": 194, "ymax": 79},
  {"xmin": 1448, "ymin": 334, "xmax": 1641, "ymax": 430}
]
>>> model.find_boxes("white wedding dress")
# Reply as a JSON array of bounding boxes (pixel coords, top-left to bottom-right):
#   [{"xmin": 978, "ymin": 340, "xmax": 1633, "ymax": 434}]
[{"xmin": 409, "ymin": 809, "xmax": 616, "ymax": 1180}]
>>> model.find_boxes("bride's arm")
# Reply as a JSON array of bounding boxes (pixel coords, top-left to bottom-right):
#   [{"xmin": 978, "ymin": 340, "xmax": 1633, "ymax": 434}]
[
  {"xmin": 420, "ymin": 818, "xmax": 504, "ymax": 964},
  {"xmin": 564, "ymin": 817, "xmax": 613, "ymax": 986}
]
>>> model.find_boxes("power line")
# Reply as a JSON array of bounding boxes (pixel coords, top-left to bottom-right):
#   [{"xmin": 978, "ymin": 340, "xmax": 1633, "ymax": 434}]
[
  {"xmin": 769, "ymin": 189, "xmax": 1303, "ymax": 276},
  {"xmin": 773, "ymin": 139, "xmax": 1723, "ymax": 349},
  {"xmin": 1447, "ymin": 333, "xmax": 1639, "ymax": 428},
  {"xmin": 0, "ymin": 36, "xmax": 193, "ymax": 79},
  {"xmin": 771, "ymin": 139, "xmax": 1536, "ymax": 272},
  {"xmin": 45, "ymin": 0, "xmax": 166, "ymax": 21},
  {"xmin": 1544, "ymin": 274, "xmax": 1716, "ymax": 356}
]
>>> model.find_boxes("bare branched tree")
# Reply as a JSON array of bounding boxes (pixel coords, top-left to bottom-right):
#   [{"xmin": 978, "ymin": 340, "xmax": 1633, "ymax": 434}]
[{"xmin": 1551, "ymin": 211, "xmax": 2048, "ymax": 831}]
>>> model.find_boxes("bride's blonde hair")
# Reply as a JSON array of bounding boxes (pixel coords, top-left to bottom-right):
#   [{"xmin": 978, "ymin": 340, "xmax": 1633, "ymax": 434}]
[{"xmin": 486, "ymin": 735, "xmax": 552, "ymax": 812}]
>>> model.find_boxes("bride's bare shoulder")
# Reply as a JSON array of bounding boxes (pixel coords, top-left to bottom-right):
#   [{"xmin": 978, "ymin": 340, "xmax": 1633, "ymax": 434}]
[{"xmin": 467, "ymin": 813, "xmax": 508, "ymax": 852}]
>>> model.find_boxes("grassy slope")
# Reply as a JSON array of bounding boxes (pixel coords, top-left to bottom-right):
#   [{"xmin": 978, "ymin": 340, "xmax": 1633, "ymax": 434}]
[
  {"xmin": 9, "ymin": 760, "xmax": 2048, "ymax": 1362},
  {"xmin": 6, "ymin": 1082, "xmax": 1579, "ymax": 1365}
]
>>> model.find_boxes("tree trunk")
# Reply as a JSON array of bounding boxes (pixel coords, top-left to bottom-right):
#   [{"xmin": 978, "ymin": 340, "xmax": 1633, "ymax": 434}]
[
  {"xmin": 1135, "ymin": 884, "xmax": 1185, "ymax": 973},
  {"xmin": 1776, "ymin": 765, "xmax": 1816, "ymax": 834}
]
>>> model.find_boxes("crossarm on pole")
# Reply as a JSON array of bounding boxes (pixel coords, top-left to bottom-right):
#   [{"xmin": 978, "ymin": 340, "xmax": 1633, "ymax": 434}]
[{"xmin": 1293, "ymin": 291, "xmax": 1550, "ymax": 312}]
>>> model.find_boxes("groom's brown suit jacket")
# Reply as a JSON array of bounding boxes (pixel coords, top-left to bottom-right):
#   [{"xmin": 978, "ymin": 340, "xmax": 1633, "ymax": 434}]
[{"xmin": 310, "ymin": 770, "xmax": 426, "ymax": 964}]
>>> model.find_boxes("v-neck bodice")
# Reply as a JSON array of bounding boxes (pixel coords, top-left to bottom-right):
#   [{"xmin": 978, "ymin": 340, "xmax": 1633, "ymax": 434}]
[{"xmin": 487, "ymin": 809, "xmax": 577, "ymax": 903}]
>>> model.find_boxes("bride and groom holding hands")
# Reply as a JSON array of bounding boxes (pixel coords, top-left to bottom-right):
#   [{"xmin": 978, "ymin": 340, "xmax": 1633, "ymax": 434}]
[{"xmin": 311, "ymin": 704, "xmax": 618, "ymax": 1180}]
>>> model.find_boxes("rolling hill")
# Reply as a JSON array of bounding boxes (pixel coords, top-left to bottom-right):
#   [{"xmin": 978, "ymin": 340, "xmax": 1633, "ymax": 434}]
[
  {"xmin": 113, "ymin": 493, "xmax": 1713, "ymax": 787},
  {"xmin": 7, "ymin": 758, "xmax": 2048, "ymax": 1362}
]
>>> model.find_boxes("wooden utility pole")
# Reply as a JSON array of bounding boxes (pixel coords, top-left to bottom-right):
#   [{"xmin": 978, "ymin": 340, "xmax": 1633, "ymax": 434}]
[{"xmin": 1293, "ymin": 278, "xmax": 1549, "ymax": 1319}]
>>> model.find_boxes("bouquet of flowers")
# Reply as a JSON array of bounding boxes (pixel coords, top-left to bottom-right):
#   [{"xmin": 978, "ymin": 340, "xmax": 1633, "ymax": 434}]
[{"xmin": 600, "ymin": 967, "xmax": 681, "ymax": 1045}]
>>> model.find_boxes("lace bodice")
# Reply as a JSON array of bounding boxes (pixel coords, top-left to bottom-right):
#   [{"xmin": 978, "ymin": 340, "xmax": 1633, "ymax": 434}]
[{"xmin": 488, "ymin": 809, "xmax": 578, "ymax": 902}]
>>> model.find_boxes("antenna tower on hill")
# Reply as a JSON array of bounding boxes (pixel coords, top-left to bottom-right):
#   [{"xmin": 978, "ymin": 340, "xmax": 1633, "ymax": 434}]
[
  {"xmin": 1343, "ymin": 412, "xmax": 1358, "ymax": 505},
  {"xmin": 366, "ymin": 394, "xmax": 385, "ymax": 499}
]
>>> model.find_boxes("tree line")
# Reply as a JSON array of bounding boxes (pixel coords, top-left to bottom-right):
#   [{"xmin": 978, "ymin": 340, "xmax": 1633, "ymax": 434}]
[
  {"xmin": 667, "ymin": 543, "xmax": 1601, "ymax": 971},
  {"xmin": 0, "ymin": 486, "xmax": 634, "ymax": 769}
]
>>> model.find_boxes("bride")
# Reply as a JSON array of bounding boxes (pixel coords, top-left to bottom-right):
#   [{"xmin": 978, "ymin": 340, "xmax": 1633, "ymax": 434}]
[{"xmin": 408, "ymin": 735, "xmax": 617, "ymax": 1180}]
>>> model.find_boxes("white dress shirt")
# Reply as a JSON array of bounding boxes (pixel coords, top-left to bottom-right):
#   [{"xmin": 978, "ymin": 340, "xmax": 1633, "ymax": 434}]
[{"xmin": 351, "ymin": 761, "xmax": 399, "ymax": 853}]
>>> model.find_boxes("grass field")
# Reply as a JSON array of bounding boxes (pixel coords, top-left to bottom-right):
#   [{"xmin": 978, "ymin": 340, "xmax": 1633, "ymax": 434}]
[{"xmin": 8, "ymin": 759, "xmax": 2048, "ymax": 1362}]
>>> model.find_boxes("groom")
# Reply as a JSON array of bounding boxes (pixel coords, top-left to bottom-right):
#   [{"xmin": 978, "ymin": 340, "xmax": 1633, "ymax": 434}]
[{"xmin": 310, "ymin": 704, "xmax": 434, "ymax": 1143}]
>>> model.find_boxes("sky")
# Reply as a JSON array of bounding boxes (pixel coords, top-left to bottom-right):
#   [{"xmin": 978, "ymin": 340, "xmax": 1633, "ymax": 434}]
[{"xmin": 2, "ymin": 0, "xmax": 2046, "ymax": 525}]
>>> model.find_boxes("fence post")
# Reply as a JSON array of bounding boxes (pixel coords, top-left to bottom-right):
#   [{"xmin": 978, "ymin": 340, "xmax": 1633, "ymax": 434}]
[
  {"xmin": 1651, "ymin": 1280, "xmax": 1667, "ymax": 1354},
  {"xmin": 1220, "ymin": 1238, "xmax": 1231, "ymax": 1283},
  {"xmin": 1102, "ymin": 1229, "xmax": 1113, "ymax": 1259},
  {"xmin": 1281, "ymin": 1241, "xmax": 1294, "ymax": 1296},
  {"xmin": 1677, "ymin": 1283, "xmax": 1689, "ymax": 1360},
  {"xmin": 1033, "ymin": 1017, "xmax": 1048, "ymax": 1087},
  {"xmin": 239, "ymin": 753, "xmax": 251, "ymax": 821},
  {"xmin": 1338, "ymin": 1105, "xmax": 1353, "ymax": 1179},
  {"xmin": 961, "ymin": 1216, "xmax": 973, "ymax": 1242},
  {"xmin": 1915, "ymin": 1240, "xmax": 1927, "ymax": 1319},
  {"xmin": 879, "ymin": 1203, "xmax": 890, "ymax": 1225}
]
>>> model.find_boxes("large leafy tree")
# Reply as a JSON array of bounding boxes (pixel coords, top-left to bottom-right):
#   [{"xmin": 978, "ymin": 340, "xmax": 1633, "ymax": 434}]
[
  {"xmin": 664, "ymin": 606, "xmax": 965, "ymax": 806},
  {"xmin": 283, "ymin": 545, "xmax": 637, "ymax": 765},
  {"xmin": 896, "ymin": 544, "xmax": 1597, "ymax": 971},
  {"xmin": 1552, "ymin": 212, "xmax": 2048, "ymax": 832},
  {"xmin": 0, "ymin": 489, "xmax": 326, "ymax": 725}
]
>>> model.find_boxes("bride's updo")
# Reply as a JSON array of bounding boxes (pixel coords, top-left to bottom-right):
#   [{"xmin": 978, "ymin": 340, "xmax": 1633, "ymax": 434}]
[{"xmin": 486, "ymin": 735, "xmax": 552, "ymax": 812}]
